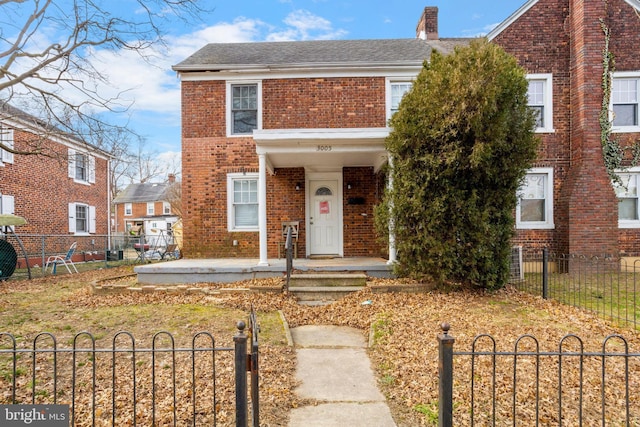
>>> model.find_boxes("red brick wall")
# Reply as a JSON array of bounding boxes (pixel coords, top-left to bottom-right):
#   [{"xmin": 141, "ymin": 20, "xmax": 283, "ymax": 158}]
[
  {"xmin": 0, "ymin": 127, "xmax": 109, "ymax": 236},
  {"xmin": 114, "ymin": 201, "xmax": 167, "ymax": 232},
  {"xmin": 181, "ymin": 77, "xmax": 389, "ymax": 258},
  {"xmin": 494, "ymin": 0, "xmax": 640, "ymax": 256}
]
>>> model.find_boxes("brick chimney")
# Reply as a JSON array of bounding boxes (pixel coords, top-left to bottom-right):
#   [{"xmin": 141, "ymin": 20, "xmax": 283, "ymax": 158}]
[
  {"xmin": 168, "ymin": 173, "xmax": 176, "ymax": 183},
  {"xmin": 416, "ymin": 6, "xmax": 438, "ymax": 40}
]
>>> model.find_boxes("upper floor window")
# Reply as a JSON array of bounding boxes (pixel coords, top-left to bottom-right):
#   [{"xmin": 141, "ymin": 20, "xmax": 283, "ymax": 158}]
[
  {"xmin": 163, "ymin": 202, "xmax": 171, "ymax": 215},
  {"xmin": 613, "ymin": 168, "xmax": 640, "ymax": 228},
  {"xmin": 124, "ymin": 203, "xmax": 132, "ymax": 216},
  {"xmin": 386, "ymin": 79, "xmax": 413, "ymax": 121},
  {"xmin": 527, "ymin": 74, "xmax": 553, "ymax": 133},
  {"xmin": 611, "ymin": 74, "xmax": 639, "ymax": 131},
  {"xmin": 227, "ymin": 82, "xmax": 261, "ymax": 136},
  {"xmin": 68, "ymin": 149, "xmax": 95, "ymax": 184},
  {"xmin": 227, "ymin": 173, "xmax": 259, "ymax": 231},
  {"xmin": 147, "ymin": 202, "xmax": 155, "ymax": 216},
  {"xmin": 516, "ymin": 167, "xmax": 554, "ymax": 229},
  {"xmin": 0, "ymin": 126, "xmax": 14, "ymax": 166}
]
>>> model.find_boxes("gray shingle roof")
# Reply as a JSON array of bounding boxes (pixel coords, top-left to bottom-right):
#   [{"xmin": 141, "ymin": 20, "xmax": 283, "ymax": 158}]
[
  {"xmin": 173, "ymin": 38, "xmax": 470, "ymax": 71},
  {"xmin": 113, "ymin": 183, "xmax": 171, "ymax": 203}
]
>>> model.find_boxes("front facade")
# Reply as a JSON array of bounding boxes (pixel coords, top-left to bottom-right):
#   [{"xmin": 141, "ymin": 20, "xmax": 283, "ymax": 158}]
[
  {"xmin": 175, "ymin": 0, "xmax": 640, "ymax": 263},
  {"xmin": 0, "ymin": 103, "xmax": 110, "ymax": 237}
]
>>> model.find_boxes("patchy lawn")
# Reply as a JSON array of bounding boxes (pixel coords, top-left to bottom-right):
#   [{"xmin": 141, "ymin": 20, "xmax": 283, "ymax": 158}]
[{"xmin": 1, "ymin": 267, "xmax": 639, "ymax": 425}]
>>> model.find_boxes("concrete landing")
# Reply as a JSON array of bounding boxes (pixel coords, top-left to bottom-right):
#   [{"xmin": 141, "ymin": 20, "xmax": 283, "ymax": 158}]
[{"xmin": 288, "ymin": 325, "xmax": 396, "ymax": 427}]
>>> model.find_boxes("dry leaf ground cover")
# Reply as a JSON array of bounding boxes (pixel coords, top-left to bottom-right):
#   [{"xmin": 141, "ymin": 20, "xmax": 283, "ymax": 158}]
[{"xmin": 0, "ymin": 266, "xmax": 639, "ymax": 426}]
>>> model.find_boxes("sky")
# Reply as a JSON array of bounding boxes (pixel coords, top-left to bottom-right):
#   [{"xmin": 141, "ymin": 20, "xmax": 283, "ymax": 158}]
[{"xmin": 11, "ymin": 0, "xmax": 529, "ymax": 174}]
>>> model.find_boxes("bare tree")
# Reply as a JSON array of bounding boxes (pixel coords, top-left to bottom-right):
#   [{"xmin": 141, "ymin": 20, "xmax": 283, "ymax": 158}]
[
  {"xmin": 0, "ymin": 0, "xmax": 206, "ymax": 156},
  {"xmin": 164, "ymin": 177, "xmax": 182, "ymax": 218}
]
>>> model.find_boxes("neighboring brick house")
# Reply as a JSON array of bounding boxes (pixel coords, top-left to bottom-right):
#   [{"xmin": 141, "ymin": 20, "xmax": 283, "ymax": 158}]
[
  {"xmin": 0, "ymin": 103, "xmax": 110, "ymax": 237},
  {"xmin": 112, "ymin": 176, "xmax": 179, "ymax": 247},
  {"xmin": 173, "ymin": 0, "xmax": 640, "ymax": 263}
]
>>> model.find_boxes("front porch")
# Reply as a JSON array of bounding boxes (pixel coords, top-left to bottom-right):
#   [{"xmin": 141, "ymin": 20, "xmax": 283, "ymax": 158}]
[{"xmin": 134, "ymin": 257, "xmax": 394, "ymax": 285}]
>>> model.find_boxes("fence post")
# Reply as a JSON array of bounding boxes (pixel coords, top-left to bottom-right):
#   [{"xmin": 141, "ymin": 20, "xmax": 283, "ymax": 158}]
[
  {"xmin": 438, "ymin": 323, "xmax": 455, "ymax": 427},
  {"xmin": 542, "ymin": 247, "xmax": 549, "ymax": 299},
  {"xmin": 234, "ymin": 321, "xmax": 248, "ymax": 427}
]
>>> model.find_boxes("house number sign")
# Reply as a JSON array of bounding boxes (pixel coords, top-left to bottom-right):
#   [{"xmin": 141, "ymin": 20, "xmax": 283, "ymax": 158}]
[{"xmin": 317, "ymin": 145, "xmax": 332, "ymax": 151}]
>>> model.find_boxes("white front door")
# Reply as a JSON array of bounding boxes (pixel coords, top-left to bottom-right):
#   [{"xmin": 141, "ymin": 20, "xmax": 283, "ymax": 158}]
[{"xmin": 309, "ymin": 179, "xmax": 341, "ymax": 256}]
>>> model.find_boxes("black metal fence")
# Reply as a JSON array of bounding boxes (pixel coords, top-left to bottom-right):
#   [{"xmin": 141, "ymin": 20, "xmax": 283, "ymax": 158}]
[
  {"xmin": 438, "ymin": 323, "xmax": 640, "ymax": 426},
  {"xmin": 510, "ymin": 247, "xmax": 640, "ymax": 329},
  {"xmin": 0, "ymin": 312, "xmax": 259, "ymax": 426}
]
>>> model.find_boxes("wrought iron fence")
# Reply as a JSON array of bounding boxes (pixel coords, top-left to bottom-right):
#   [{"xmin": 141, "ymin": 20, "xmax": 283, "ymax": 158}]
[
  {"xmin": 0, "ymin": 314, "xmax": 259, "ymax": 426},
  {"xmin": 510, "ymin": 247, "xmax": 640, "ymax": 329},
  {"xmin": 438, "ymin": 324, "xmax": 640, "ymax": 426}
]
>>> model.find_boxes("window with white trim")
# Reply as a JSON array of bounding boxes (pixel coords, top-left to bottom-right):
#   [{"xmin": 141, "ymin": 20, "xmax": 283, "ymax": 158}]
[
  {"xmin": 124, "ymin": 203, "xmax": 132, "ymax": 216},
  {"xmin": 227, "ymin": 82, "xmax": 261, "ymax": 136},
  {"xmin": 613, "ymin": 168, "xmax": 640, "ymax": 227},
  {"xmin": 516, "ymin": 168, "xmax": 554, "ymax": 229},
  {"xmin": 611, "ymin": 73, "xmax": 639, "ymax": 131},
  {"xmin": 0, "ymin": 194, "xmax": 15, "ymax": 231},
  {"xmin": 527, "ymin": 74, "xmax": 553, "ymax": 133},
  {"xmin": 227, "ymin": 173, "xmax": 259, "ymax": 231},
  {"xmin": 163, "ymin": 202, "xmax": 171, "ymax": 215},
  {"xmin": 386, "ymin": 79, "xmax": 413, "ymax": 121},
  {"xmin": 147, "ymin": 202, "xmax": 155, "ymax": 216},
  {"xmin": 68, "ymin": 203, "xmax": 96, "ymax": 234},
  {"xmin": 0, "ymin": 126, "xmax": 14, "ymax": 166},
  {"xmin": 68, "ymin": 149, "xmax": 95, "ymax": 184}
]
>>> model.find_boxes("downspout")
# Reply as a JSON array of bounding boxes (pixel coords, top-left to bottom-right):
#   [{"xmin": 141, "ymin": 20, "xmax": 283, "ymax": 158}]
[
  {"xmin": 387, "ymin": 156, "xmax": 397, "ymax": 264},
  {"xmin": 107, "ymin": 157, "xmax": 112, "ymax": 252}
]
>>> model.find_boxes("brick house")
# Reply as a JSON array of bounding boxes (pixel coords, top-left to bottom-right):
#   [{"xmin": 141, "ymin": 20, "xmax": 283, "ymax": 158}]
[
  {"xmin": 173, "ymin": 0, "xmax": 640, "ymax": 264},
  {"xmin": 0, "ymin": 103, "xmax": 110, "ymax": 238},
  {"xmin": 112, "ymin": 175, "xmax": 179, "ymax": 247}
]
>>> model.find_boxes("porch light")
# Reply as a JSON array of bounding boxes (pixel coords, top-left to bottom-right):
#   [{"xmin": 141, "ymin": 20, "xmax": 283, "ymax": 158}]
[{"xmin": 295, "ymin": 183, "xmax": 301, "ymax": 191}]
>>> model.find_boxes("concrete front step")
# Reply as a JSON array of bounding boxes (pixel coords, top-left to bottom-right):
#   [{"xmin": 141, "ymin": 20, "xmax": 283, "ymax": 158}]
[
  {"xmin": 289, "ymin": 285, "xmax": 365, "ymax": 301},
  {"xmin": 289, "ymin": 272, "xmax": 367, "ymax": 288}
]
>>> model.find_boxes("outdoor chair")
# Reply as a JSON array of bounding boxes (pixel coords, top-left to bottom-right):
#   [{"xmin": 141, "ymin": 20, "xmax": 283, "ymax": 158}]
[
  {"xmin": 161, "ymin": 244, "xmax": 179, "ymax": 260},
  {"xmin": 278, "ymin": 221, "xmax": 299, "ymax": 259},
  {"xmin": 45, "ymin": 242, "xmax": 79, "ymax": 274}
]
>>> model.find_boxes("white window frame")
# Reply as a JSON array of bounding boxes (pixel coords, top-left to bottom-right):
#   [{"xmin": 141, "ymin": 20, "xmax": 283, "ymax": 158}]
[
  {"xmin": 527, "ymin": 74, "xmax": 554, "ymax": 133},
  {"xmin": 613, "ymin": 167, "xmax": 640, "ymax": 228},
  {"xmin": 610, "ymin": 72, "xmax": 640, "ymax": 133},
  {"xmin": 68, "ymin": 202, "xmax": 96, "ymax": 234},
  {"xmin": 0, "ymin": 126, "xmax": 15, "ymax": 166},
  {"xmin": 227, "ymin": 173, "xmax": 259, "ymax": 232},
  {"xmin": 163, "ymin": 202, "xmax": 171, "ymax": 215},
  {"xmin": 124, "ymin": 203, "xmax": 132, "ymax": 216},
  {"xmin": 385, "ymin": 78, "xmax": 413, "ymax": 122},
  {"xmin": 146, "ymin": 202, "xmax": 155, "ymax": 216},
  {"xmin": 1, "ymin": 194, "xmax": 15, "ymax": 231},
  {"xmin": 226, "ymin": 81, "xmax": 262, "ymax": 137},
  {"xmin": 68, "ymin": 148, "xmax": 96, "ymax": 184},
  {"xmin": 516, "ymin": 167, "xmax": 554, "ymax": 230}
]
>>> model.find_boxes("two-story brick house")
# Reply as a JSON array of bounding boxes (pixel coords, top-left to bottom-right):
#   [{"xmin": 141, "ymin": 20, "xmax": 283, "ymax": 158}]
[
  {"xmin": 173, "ymin": 0, "xmax": 640, "ymax": 264},
  {"xmin": 112, "ymin": 175, "xmax": 179, "ymax": 247},
  {"xmin": 0, "ymin": 103, "xmax": 110, "ymax": 238}
]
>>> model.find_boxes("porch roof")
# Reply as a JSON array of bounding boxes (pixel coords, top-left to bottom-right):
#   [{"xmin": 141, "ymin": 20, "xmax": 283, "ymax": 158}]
[{"xmin": 253, "ymin": 127, "xmax": 390, "ymax": 173}]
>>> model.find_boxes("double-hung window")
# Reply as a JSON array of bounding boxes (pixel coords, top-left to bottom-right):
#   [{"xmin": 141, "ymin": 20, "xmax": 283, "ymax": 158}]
[
  {"xmin": 386, "ymin": 79, "xmax": 413, "ymax": 121},
  {"xmin": 613, "ymin": 168, "xmax": 640, "ymax": 227},
  {"xmin": 124, "ymin": 203, "xmax": 132, "ymax": 216},
  {"xmin": 611, "ymin": 73, "xmax": 640, "ymax": 131},
  {"xmin": 527, "ymin": 74, "xmax": 553, "ymax": 133},
  {"xmin": 516, "ymin": 167, "xmax": 554, "ymax": 229},
  {"xmin": 147, "ymin": 202, "xmax": 155, "ymax": 216},
  {"xmin": 68, "ymin": 203, "xmax": 96, "ymax": 234},
  {"xmin": 68, "ymin": 148, "xmax": 95, "ymax": 184},
  {"xmin": 163, "ymin": 202, "xmax": 171, "ymax": 215},
  {"xmin": 227, "ymin": 173, "xmax": 259, "ymax": 231},
  {"xmin": 228, "ymin": 82, "xmax": 261, "ymax": 136}
]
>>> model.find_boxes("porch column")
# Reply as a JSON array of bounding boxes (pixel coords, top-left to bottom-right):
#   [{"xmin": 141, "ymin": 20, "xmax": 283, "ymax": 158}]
[
  {"xmin": 258, "ymin": 153, "xmax": 269, "ymax": 266},
  {"xmin": 387, "ymin": 156, "xmax": 397, "ymax": 264}
]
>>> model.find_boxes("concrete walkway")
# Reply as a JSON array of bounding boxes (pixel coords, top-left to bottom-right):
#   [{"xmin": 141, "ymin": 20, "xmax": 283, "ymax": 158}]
[{"xmin": 288, "ymin": 325, "xmax": 397, "ymax": 427}]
